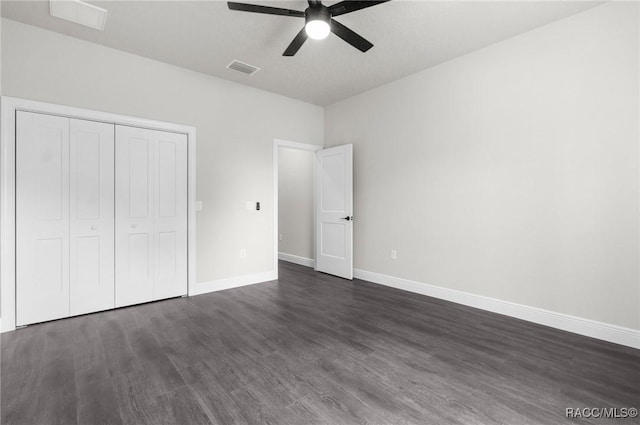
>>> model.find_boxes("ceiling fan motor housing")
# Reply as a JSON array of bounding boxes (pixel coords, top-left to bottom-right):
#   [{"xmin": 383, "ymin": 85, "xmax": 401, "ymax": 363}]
[{"xmin": 305, "ymin": 5, "xmax": 331, "ymax": 27}]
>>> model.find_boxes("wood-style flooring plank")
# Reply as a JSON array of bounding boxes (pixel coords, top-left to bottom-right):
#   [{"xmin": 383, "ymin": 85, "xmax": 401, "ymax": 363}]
[
  {"xmin": 154, "ymin": 385, "xmax": 213, "ymax": 425},
  {"xmin": 29, "ymin": 320, "xmax": 79, "ymax": 425},
  {"xmin": 76, "ymin": 376, "xmax": 123, "ymax": 425}
]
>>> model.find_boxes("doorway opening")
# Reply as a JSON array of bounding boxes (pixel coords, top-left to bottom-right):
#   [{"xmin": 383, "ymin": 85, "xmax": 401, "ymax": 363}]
[{"xmin": 273, "ymin": 140, "xmax": 321, "ymax": 278}]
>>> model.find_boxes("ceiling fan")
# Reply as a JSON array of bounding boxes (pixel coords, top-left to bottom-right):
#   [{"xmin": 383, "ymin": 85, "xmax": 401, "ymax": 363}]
[{"xmin": 227, "ymin": 1, "xmax": 390, "ymax": 56}]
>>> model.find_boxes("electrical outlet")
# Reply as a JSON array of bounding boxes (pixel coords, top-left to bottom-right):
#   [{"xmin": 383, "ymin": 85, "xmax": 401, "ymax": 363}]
[
  {"xmin": 195, "ymin": 201, "xmax": 203, "ymax": 211},
  {"xmin": 390, "ymin": 250, "xmax": 397, "ymax": 260},
  {"xmin": 240, "ymin": 249, "xmax": 247, "ymax": 258}
]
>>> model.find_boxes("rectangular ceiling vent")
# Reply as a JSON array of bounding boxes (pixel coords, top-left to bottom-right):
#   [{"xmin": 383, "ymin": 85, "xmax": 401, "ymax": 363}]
[
  {"xmin": 50, "ymin": 0, "xmax": 108, "ymax": 31},
  {"xmin": 226, "ymin": 60, "xmax": 261, "ymax": 76}
]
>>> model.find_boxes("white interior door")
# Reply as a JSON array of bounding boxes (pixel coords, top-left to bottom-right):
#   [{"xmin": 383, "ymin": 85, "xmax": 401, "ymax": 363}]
[
  {"xmin": 16, "ymin": 112, "xmax": 70, "ymax": 325},
  {"xmin": 69, "ymin": 119, "xmax": 115, "ymax": 316},
  {"xmin": 315, "ymin": 144, "xmax": 353, "ymax": 279},
  {"xmin": 115, "ymin": 126, "xmax": 188, "ymax": 307},
  {"xmin": 115, "ymin": 126, "xmax": 155, "ymax": 307},
  {"xmin": 153, "ymin": 131, "xmax": 188, "ymax": 299}
]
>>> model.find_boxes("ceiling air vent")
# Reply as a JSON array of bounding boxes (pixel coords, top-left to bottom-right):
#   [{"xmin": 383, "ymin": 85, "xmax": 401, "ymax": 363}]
[
  {"xmin": 50, "ymin": 0, "xmax": 108, "ymax": 31},
  {"xmin": 226, "ymin": 60, "xmax": 260, "ymax": 76}
]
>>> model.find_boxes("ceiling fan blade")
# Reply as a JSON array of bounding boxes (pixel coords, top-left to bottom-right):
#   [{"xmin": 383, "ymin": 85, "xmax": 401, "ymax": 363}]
[
  {"xmin": 283, "ymin": 27, "xmax": 308, "ymax": 56},
  {"xmin": 330, "ymin": 19, "xmax": 373, "ymax": 52},
  {"xmin": 329, "ymin": 1, "xmax": 390, "ymax": 17},
  {"xmin": 227, "ymin": 2, "xmax": 305, "ymax": 18}
]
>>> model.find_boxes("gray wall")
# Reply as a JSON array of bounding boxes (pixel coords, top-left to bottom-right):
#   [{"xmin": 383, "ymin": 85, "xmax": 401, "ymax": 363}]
[
  {"xmin": 1, "ymin": 18, "xmax": 324, "ymax": 285},
  {"xmin": 278, "ymin": 147, "xmax": 315, "ymax": 260},
  {"xmin": 325, "ymin": 2, "xmax": 639, "ymax": 330}
]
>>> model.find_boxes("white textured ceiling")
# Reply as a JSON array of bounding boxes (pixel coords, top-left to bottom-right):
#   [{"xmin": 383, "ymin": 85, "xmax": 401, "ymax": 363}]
[{"xmin": 1, "ymin": 0, "xmax": 602, "ymax": 105}]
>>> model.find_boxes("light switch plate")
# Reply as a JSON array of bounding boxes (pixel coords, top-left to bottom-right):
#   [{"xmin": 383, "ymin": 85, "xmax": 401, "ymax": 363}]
[{"xmin": 195, "ymin": 201, "xmax": 203, "ymax": 211}]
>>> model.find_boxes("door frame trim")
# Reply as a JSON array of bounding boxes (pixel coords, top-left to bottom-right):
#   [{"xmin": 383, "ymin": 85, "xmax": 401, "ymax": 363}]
[
  {"xmin": 1, "ymin": 96, "xmax": 197, "ymax": 332},
  {"xmin": 273, "ymin": 139, "xmax": 322, "ymax": 279}
]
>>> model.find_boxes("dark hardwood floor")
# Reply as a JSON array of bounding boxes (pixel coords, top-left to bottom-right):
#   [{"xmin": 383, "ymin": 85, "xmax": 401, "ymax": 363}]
[{"xmin": 2, "ymin": 261, "xmax": 639, "ymax": 425}]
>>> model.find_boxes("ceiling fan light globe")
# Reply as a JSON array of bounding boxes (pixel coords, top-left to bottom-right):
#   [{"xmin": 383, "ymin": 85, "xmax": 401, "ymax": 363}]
[{"xmin": 305, "ymin": 20, "xmax": 330, "ymax": 40}]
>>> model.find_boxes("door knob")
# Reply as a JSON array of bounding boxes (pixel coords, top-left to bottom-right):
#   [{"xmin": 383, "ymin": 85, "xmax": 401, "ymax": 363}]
[
  {"xmin": 91, "ymin": 225, "xmax": 97, "ymax": 230},
  {"xmin": 131, "ymin": 224, "xmax": 137, "ymax": 228},
  {"xmin": 341, "ymin": 216, "xmax": 354, "ymax": 221}
]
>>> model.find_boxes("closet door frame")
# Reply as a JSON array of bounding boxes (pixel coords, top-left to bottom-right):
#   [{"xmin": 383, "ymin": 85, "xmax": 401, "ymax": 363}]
[{"xmin": 1, "ymin": 96, "xmax": 197, "ymax": 333}]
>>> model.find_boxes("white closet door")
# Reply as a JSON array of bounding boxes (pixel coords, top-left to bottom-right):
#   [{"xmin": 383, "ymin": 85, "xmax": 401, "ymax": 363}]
[
  {"xmin": 69, "ymin": 119, "xmax": 115, "ymax": 316},
  {"xmin": 115, "ymin": 126, "xmax": 187, "ymax": 307},
  {"xmin": 115, "ymin": 126, "xmax": 155, "ymax": 307},
  {"xmin": 16, "ymin": 112, "xmax": 70, "ymax": 326},
  {"xmin": 154, "ymin": 131, "xmax": 188, "ymax": 299}
]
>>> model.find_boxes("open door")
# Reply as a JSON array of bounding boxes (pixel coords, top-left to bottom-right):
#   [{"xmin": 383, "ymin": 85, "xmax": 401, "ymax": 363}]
[{"xmin": 315, "ymin": 144, "xmax": 353, "ymax": 279}]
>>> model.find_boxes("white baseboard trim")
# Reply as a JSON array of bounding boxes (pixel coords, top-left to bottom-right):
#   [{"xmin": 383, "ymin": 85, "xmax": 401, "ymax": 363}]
[
  {"xmin": 189, "ymin": 271, "xmax": 277, "ymax": 296},
  {"xmin": 353, "ymin": 268, "xmax": 640, "ymax": 350},
  {"xmin": 278, "ymin": 252, "xmax": 315, "ymax": 268}
]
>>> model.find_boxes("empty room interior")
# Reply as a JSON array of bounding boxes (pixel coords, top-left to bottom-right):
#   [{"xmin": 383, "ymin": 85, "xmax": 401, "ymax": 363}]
[{"xmin": 1, "ymin": 0, "xmax": 639, "ymax": 424}]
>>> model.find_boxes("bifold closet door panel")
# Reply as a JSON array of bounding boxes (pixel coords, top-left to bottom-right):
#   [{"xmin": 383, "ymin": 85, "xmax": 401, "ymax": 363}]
[
  {"xmin": 115, "ymin": 126, "xmax": 155, "ymax": 307},
  {"xmin": 16, "ymin": 112, "xmax": 70, "ymax": 326},
  {"xmin": 69, "ymin": 119, "xmax": 115, "ymax": 316},
  {"xmin": 154, "ymin": 131, "xmax": 188, "ymax": 300},
  {"xmin": 115, "ymin": 126, "xmax": 188, "ymax": 307}
]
